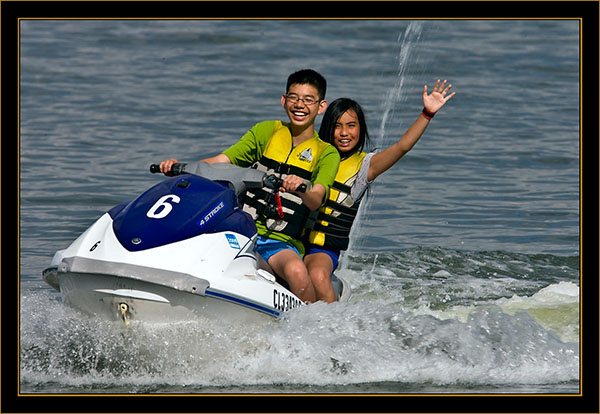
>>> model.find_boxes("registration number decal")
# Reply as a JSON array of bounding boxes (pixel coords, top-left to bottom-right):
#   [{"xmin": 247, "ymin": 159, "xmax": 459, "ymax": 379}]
[{"xmin": 273, "ymin": 289, "xmax": 302, "ymax": 311}]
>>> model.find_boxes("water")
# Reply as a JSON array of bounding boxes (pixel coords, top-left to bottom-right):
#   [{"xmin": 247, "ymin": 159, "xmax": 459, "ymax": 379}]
[{"xmin": 19, "ymin": 19, "xmax": 581, "ymax": 395}]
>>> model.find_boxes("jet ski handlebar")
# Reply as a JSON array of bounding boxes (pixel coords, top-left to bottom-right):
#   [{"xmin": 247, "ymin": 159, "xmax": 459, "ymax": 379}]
[
  {"xmin": 149, "ymin": 163, "xmax": 186, "ymax": 176},
  {"xmin": 262, "ymin": 175, "xmax": 306, "ymax": 193},
  {"xmin": 149, "ymin": 163, "xmax": 305, "ymax": 193}
]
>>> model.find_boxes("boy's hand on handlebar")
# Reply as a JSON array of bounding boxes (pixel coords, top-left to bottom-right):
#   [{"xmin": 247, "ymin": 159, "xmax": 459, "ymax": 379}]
[
  {"xmin": 280, "ymin": 175, "xmax": 305, "ymax": 193},
  {"xmin": 159, "ymin": 159, "xmax": 179, "ymax": 176}
]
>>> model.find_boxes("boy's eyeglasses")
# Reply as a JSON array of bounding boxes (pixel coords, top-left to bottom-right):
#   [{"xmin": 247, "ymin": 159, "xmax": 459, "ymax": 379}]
[{"xmin": 285, "ymin": 94, "xmax": 320, "ymax": 106}]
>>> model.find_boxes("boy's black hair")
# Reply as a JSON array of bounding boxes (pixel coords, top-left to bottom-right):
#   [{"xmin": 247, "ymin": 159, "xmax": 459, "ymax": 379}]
[
  {"xmin": 286, "ymin": 69, "xmax": 327, "ymax": 100},
  {"xmin": 318, "ymin": 97, "xmax": 371, "ymax": 160}
]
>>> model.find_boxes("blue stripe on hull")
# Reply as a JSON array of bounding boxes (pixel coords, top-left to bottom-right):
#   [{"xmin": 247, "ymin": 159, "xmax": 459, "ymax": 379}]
[{"xmin": 205, "ymin": 289, "xmax": 281, "ymax": 317}]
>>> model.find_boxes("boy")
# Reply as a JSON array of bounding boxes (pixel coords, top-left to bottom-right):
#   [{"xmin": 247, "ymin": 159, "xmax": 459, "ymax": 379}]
[{"xmin": 160, "ymin": 69, "xmax": 340, "ymax": 303}]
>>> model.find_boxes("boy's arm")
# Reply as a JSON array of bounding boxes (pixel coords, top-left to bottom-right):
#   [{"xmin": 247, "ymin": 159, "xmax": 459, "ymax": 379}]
[
  {"xmin": 201, "ymin": 154, "xmax": 231, "ymax": 164},
  {"xmin": 221, "ymin": 121, "xmax": 274, "ymax": 167},
  {"xmin": 368, "ymin": 79, "xmax": 454, "ymax": 181},
  {"xmin": 159, "ymin": 152, "xmax": 233, "ymax": 174},
  {"xmin": 278, "ymin": 144, "xmax": 340, "ymax": 211},
  {"xmin": 280, "ymin": 176, "xmax": 327, "ymax": 211},
  {"xmin": 301, "ymin": 184, "xmax": 327, "ymax": 211}
]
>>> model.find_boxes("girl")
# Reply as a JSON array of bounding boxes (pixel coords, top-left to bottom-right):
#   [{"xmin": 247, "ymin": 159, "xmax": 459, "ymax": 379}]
[{"xmin": 304, "ymin": 79, "xmax": 455, "ymax": 302}]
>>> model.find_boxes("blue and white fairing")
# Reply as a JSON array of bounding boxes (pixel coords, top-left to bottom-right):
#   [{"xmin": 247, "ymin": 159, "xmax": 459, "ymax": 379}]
[
  {"xmin": 43, "ymin": 164, "xmax": 308, "ymax": 323},
  {"xmin": 109, "ymin": 175, "xmax": 256, "ymax": 252}
]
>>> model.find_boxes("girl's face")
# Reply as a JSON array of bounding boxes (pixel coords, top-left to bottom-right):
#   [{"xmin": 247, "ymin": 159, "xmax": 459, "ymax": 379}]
[{"xmin": 333, "ymin": 109, "xmax": 361, "ymax": 154}]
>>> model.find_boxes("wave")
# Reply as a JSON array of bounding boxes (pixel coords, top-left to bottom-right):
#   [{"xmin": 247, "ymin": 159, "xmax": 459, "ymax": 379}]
[{"xmin": 20, "ymin": 248, "xmax": 579, "ymax": 393}]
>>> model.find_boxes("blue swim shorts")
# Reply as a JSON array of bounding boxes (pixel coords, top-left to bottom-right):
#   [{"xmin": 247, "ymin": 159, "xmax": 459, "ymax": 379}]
[
  {"xmin": 304, "ymin": 244, "xmax": 340, "ymax": 270},
  {"xmin": 255, "ymin": 236, "xmax": 302, "ymax": 262}
]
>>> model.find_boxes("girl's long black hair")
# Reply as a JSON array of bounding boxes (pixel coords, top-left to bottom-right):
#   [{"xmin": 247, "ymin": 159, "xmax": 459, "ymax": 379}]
[{"xmin": 318, "ymin": 97, "xmax": 371, "ymax": 160}]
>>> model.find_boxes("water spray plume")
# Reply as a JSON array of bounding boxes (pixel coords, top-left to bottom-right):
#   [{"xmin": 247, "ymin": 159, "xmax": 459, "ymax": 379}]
[{"xmin": 342, "ymin": 22, "xmax": 424, "ymax": 265}]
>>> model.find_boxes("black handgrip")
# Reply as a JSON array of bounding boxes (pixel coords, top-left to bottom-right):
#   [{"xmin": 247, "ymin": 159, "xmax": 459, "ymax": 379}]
[
  {"xmin": 149, "ymin": 163, "xmax": 187, "ymax": 176},
  {"xmin": 263, "ymin": 175, "xmax": 283, "ymax": 190},
  {"xmin": 263, "ymin": 175, "xmax": 306, "ymax": 193}
]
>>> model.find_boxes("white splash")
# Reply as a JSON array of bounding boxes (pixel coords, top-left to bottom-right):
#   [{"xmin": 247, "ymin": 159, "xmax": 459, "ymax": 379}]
[{"xmin": 341, "ymin": 21, "xmax": 424, "ymax": 266}]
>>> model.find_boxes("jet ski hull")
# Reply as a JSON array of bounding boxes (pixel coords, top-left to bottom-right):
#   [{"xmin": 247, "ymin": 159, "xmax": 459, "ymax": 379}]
[{"xmin": 43, "ymin": 269, "xmax": 283, "ymax": 323}]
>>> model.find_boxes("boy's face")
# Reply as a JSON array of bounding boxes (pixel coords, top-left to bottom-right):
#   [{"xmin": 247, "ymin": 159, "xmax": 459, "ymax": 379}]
[{"xmin": 281, "ymin": 83, "xmax": 327, "ymax": 130}]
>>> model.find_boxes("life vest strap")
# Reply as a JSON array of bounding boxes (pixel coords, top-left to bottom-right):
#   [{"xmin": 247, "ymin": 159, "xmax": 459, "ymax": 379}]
[
  {"xmin": 259, "ymin": 157, "xmax": 312, "ymax": 180},
  {"xmin": 323, "ymin": 198, "xmax": 360, "ymax": 216},
  {"xmin": 331, "ymin": 181, "xmax": 352, "ymax": 194},
  {"xmin": 311, "ymin": 222, "xmax": 352, "ymax": 238},
  {"xmin": 314, "ymin": 211, "xmax": 355, "ymax": 228},
  {"xmin": 243, "ymin": 189, "xmax": 308, "ymax": 227}
]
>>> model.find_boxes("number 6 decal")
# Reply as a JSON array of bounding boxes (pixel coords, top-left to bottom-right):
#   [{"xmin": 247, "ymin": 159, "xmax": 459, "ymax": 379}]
[{"xmin": 146, "ymin": 194, "xmax": 181, "ymax": 219}]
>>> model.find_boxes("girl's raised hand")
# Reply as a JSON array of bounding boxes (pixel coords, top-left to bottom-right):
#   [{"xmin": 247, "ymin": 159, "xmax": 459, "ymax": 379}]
[{"xmin": 422, "ymin": 79, "xmax": 455, "ymax": 114}]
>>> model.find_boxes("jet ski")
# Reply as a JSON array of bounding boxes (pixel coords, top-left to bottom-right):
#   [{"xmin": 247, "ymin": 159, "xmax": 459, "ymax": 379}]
[{"xmin": 42, "ymin": 162, "xmax": 351, "ymax": 324}]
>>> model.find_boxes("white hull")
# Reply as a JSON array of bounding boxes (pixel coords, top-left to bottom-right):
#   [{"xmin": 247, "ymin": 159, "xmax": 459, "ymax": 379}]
[
  {"xmin": 45, "ymin": 271, "xmax": 283, "ymax": 323},
  {"xmin": 43, "ymin": 213, "xmax": 307, "ymax": 323}
]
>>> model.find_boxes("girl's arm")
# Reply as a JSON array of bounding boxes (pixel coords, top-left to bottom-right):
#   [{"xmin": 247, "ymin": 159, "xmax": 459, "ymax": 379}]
[{"xmin": 367, "ymin": 79, "xmax": 455, "ymax": 181}]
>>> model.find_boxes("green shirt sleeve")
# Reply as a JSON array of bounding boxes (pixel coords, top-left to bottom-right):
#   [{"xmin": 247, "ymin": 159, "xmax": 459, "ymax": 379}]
[
  {"xmin": 222, "ymin": 120, "xmax": 278, "ymax": 167},
  {"xmin": 311, "ymin": 143, "xmax": 340, "ymax": 204}
]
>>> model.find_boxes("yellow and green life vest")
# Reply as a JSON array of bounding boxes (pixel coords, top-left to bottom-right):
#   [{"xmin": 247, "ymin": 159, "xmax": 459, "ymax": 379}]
[
  {"xmin": 242, "ymin": 122, "xmax": 331, "ymax": 239},
  {"xmin": 307, "ymin": 151, "xmax": 367, "ymax": 250}
]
